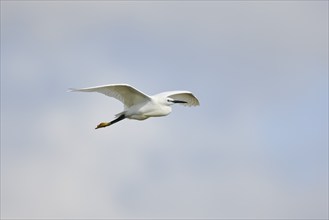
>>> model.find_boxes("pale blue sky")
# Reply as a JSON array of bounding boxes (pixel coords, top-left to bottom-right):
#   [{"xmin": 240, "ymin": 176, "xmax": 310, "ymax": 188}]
[{"xmin": 1, "ymin": 1, "xmax": 328, "ymax": 219}]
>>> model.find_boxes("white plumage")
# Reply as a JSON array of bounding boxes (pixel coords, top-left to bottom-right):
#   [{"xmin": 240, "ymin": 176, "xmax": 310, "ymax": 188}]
[{"xmin": 69, "ymin": 84, "xmax": 199, "ymax": 129}]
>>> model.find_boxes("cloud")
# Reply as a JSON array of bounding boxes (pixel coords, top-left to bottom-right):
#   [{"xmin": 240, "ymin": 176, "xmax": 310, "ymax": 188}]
[{"xmin": 1, "ymin": 1, "xmax": 328, "ymax": 219}]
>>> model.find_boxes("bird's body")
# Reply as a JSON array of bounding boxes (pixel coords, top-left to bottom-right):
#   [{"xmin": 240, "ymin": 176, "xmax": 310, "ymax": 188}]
[
  {"xmin": 123, "ymin": 99, "xmax": 171, "ymax": 120},
  {"xmin": 69, "ymin": 84, "xmax": 199, "ymax": 129}
]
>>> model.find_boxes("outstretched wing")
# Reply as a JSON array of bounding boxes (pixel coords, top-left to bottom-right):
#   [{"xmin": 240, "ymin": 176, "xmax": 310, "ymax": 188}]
[
  {"xmin": 69, "ymin": 84, "xmax": 151, "ymax": 108},
  {"xmin": 156, "ymin": 91, "xmax": 200, "ymax": 107}
]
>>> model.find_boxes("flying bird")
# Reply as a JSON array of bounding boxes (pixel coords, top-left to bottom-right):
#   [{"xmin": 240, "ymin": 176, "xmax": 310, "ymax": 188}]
[{"xmin": 69, "ymin": 84, "xmax": 200, "ymax": 129}]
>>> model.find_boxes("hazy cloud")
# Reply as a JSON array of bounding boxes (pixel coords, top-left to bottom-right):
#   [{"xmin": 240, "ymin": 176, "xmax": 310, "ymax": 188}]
[{"xmin": 1, "ymin": 1, "xmax": 328, "ymax": 219}]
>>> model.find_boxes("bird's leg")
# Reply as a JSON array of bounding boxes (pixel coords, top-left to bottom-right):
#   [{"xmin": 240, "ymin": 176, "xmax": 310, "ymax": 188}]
[{"xmin": 95, "ymin": 114, "xmax": 126, "ymax": 129}]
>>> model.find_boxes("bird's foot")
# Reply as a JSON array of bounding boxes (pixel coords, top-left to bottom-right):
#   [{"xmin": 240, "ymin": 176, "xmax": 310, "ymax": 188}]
[{"xmin": 95, "ymin": 122, "xmax": 111, "ymax": 129}]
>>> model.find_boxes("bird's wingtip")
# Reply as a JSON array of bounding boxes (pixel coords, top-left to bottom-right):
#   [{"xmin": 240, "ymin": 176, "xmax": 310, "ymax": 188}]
[{"xmin": 67, "ymin": 88, "xmax": 77, "ymax": 92}]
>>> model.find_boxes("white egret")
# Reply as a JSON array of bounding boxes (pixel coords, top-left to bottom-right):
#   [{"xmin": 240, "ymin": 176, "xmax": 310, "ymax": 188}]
[{"xmin": 69, "ymin": 84, "xmax": 200, "ymax": 129}]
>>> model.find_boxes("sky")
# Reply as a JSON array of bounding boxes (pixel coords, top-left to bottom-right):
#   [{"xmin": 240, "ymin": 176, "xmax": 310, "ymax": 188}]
[{"xmin": 1, "ymin": 1, "xmax": 328, "ymax": 219}]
